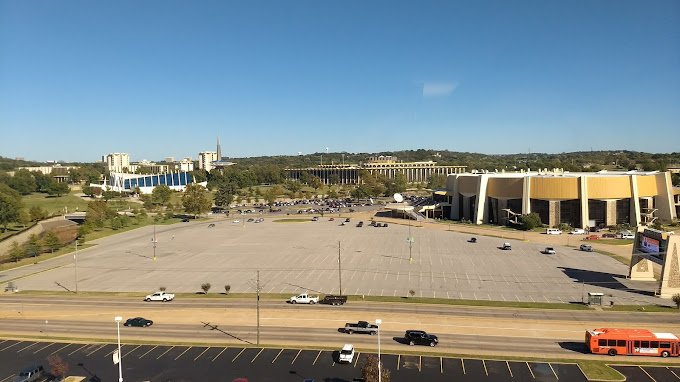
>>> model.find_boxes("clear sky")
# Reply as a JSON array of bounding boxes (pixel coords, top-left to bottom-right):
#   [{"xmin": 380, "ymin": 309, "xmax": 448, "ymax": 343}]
[{"xmin": 1, "ymin": 0, "xmax": 678, "ymax": 163}]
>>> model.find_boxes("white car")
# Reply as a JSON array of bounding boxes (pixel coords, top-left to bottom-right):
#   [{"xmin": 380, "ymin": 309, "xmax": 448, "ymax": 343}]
[
  {"xmin": 339, "ymin": 344, "xmax": 355, "ymax": 363},
  {"xmin": 542, "ymin": 247, "xmax": 556, "ymax": 254},
  {"xmin": 144, "ymin": 291, "xmax": 175, "ymax": 302},
  {"xmin": 570, "ymin": 228, "xmax": 585, "ymax": 235}
]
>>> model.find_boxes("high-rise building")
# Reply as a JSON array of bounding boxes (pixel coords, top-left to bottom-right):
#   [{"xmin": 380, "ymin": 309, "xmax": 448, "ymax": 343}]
[
  {"xmin": 104, "ymin": 153, "xmax": 130, "ymax": 173},
  {"xmin": 198, "ymin": 151, "xmax": 218, "ymax": 171}
]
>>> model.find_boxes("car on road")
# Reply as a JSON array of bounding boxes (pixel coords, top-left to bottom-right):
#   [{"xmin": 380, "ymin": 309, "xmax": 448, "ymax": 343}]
[
  {"xmin": 542, "ymin": 247, "xmax": 556, "ymax": 254},
  {"xmin": 356, "ymin": 221, "xmax": 363, "ymax": 227},
  {"xmin": 144, "ymin": 291, "xmax": 175, "ymax": 302},
  {"xmin": 181, "ymin": 218, "xmax": 190, "ymax": 222},
  {"xmin": 312, "ymin": 216, "xmax": 319, "ymax": 221},
  {"xmin": 500, "ymin": 243, "xmax": 512, "ymax": 250},
  {"xmin": 124, "ymin": 317, "xmax": 153, "ymax": 327},
  {"xmin": 404, "ymin": 330, "xmax": 438, "ymax": 347},
  {"xmin": 580, "ymin": 244, "xmax": 593, "ymax": 252},
  {"xmin": 344, "ymin": 321, "xmax": 378, "ymax": 335},
  {"xmin": 602, "ymin": 233, "xmax": 616, "ymax": 238},
  {"xmin": 468, "ymin": 237, "xmax": 477, "ymax": 243},
  {"xmin": 339, "ymin": 344, "xmax": 355, "ymax": 363},
  {"xmin": 546, "ymin": 228, "xmax": 563, "ymax": 235},
  {"xmin": 289, "ymin": 293, "xmax": 319, "ymax": 304},
  {"xmin": 12, "ymin": 365, "xmax": 44, "ymax": 382},
  {"xmin": 617, "ymin": 231, "xmax": 635, "ymax": 239}
]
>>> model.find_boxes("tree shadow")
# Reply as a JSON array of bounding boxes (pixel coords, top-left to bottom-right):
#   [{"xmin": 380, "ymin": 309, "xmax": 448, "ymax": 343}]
[{"xmin": 558, "ymin": 267, "xmax": 656, "ymax": 296}]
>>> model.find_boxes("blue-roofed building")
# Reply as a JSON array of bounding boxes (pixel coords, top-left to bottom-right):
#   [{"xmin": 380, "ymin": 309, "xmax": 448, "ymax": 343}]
[{"xmin": 101, "ymin": 171, "xmax": 205, "ymax": 194}]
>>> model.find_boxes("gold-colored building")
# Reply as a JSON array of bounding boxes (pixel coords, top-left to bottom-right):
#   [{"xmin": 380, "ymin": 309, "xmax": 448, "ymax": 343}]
[{"xmin": 442, "ymin": 170, "xmax": 678, "ymax": 228}]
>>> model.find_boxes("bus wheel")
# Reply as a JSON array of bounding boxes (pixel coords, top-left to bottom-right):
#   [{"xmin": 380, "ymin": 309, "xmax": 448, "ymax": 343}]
[
  {"xmin": 661, "ymin": 351, "xmax": 670, "ymax": 358},
  {"xmin": 608, "ymin": 349, "xmax": 617, "ymax": 356}
]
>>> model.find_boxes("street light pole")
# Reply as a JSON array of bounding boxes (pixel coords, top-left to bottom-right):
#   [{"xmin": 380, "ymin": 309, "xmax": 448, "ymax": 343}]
[
  {"xmin": 114, "ymin": 316, "xmax": 123, "ymax": 382},
  {"xmin": 152, "ymin": 224, "xmax": 157, "ymax": 261},
  {"xmin": 74, "ymin": 240, "xmax": 78, "ymax": 294},
  {"xmin": 376, "ymin": 318, "xmax": 382, "ymax": 382},
  {"xmin": 338, "ymin": 241, "xmax": 342, "ymax": 296}
]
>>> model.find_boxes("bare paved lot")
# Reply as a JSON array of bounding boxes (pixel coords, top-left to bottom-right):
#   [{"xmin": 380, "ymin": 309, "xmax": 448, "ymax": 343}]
[{"xmin": 1, "ymin": 216, "xmax": 660, "ymax": 304}]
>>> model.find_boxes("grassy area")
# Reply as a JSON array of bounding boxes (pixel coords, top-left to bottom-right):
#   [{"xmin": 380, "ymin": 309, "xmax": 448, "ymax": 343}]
[
  {"xmin": 0, "ymin": 243, "xmax": 96, "ymax": 273},
  {"xmin": 578, "ymin": 360, "xmax": 625, "ymax": 381},
  {"xmin": 594, "ymin": 238, "xmax": 634, "ymax": 246},
  {"xmin": 0, "ymin": 222, "xmax": 35, "ymax": 242},
  {"xmin": 609, "ymin": 304, "xmax": 678, "ymax": 312},
  {"xmin": 22, "ymin": 192, "xmax": 89, "ymax": 215},
  {"xmin": 593, "ymin": 249, "xmax": 630, "ymax": 266}
]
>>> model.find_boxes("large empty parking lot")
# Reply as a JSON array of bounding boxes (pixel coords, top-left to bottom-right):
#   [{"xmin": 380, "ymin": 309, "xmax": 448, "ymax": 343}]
[{"xmin": 1, "ymin": 216, "xmax": 660, "ymax": 304}]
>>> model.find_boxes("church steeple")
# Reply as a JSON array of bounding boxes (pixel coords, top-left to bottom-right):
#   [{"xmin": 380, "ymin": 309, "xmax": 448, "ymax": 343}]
[{"xmin": 216, "ymin": 136, "xmax": 222, "ymax": 161}]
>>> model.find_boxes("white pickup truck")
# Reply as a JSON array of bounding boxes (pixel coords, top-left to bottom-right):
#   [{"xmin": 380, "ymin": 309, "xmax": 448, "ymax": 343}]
[
  {"xmin": 144, "ymin": 291, "xmax": 175, "ymax": 302},
  {"xmin": 289, "ymin": 293, "xmax": 319, "ymax": 304}
]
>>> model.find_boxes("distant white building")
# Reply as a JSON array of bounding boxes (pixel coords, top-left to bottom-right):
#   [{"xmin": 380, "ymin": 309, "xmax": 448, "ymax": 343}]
[
  {"xmin": 177, "ymin": 157, "xmax": 194, "ymax": 172},
  {"xmin": 198, "ymin": 151, "xmax": 218, "ymax": 171},
  {"xmin": 104, "ymin": 153, "xmax": 130, "ymax": 173}
]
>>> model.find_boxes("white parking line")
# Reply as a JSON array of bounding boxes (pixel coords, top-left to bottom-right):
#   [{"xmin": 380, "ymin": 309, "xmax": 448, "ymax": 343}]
[
  {"xmin": 157, "ymin": 346, "xmax": 175, "ymax": 360},
  {"xmin": 461, "ymin": 359, "xmax": 466, "ymax": 374},
  {"xmin": 639, "ymin": 366, "xmax": 657, "ymax": 382},
  {"xmin": 419, "ymin": 355, "xmax": 422, "ymax": 372},
  {"xmin": 51, "ymin": 343, "xmax": 71, "ymax": 355},
  {"xmin": 0, "ymin": 375, "xmax": 14, "ymax": 382},
  {"xmin": 312, "ymin": 350, "xmax": 322, "ymax": 365},
  {"xmin": 212, "ymin": 347, "xmax": 228, "ymax": 362},
  {"xmin": 440, "ymin": 357, "xmax": 443, "ymax": 374},
  {"xmin": 138, "ymin": 345, "xmax": 157, "ymax": 359},
  {"xmin": 194, "ymin": 347, "xmax": 210, "ymax": 361},
  {"xmin": 1, "ymin": 341, "xmax": 23, "ymax": 351},
  {"xmin": 291, "ymin": 349, "xmax": 301, "ymax": 364},
  {"xmin": 251, "ymin": 348, "xmax": 264, "ymax": 362},
  {"xmin": 17, "ymin": 342, "xmax": 39, "ymax": 352},
  {"xmin": 34, "ymin": 343, "xmax": 56, "ymax": 354},
  {"xmin": 667, "ymin": 366, "xmax": 680, "ymax": 380},
  {"xmin": 549, "ymin": 363, "xmax": 559, "ymax": 380},
  {"xmin": 397, "ymin": 355, "xmax": 400, "ymax": 371},
  {"xmin": 526, "ymin": 362, "xmax": 535, "ymax": 378},
  {"xmin": 506, "ymin": 361, "xmax": 513, "ymax": 377},
  {"xmin": 271, "ymin": 349, "xmax": 284, "ymax": 363},
  {"xmin": 483, "ymin": 359, "xmax": 488, "ymax": 376},
  {"xmin": 123, "ymin": 345, "xmax": 142, "ymax": 359},
  {"xmin": 68, "ymin": 344, "xmax": 88, "ymax": 355}
]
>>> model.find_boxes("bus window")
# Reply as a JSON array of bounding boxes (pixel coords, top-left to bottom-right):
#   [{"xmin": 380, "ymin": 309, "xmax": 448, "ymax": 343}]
[
  {"xmin": 608, "ymin": 339, "xmax": 617, "ymax": 346},
  {"xmin": 599, "ymin": 339, "xmax": 607, "ymax": 347},
  {"xmin": 617, "ymin": 340, "xmax": 626, "ymax": 347},
  {"xmin": 634, "ymin": 341, "xmax": 640, "ymax": 347},
  {"xmin": 641, "ymin": 341, "xmax": 650, "ymax": 348},
  {"xmin": 660, "ymin": 342, "xmax": 671, "ymax": 349},
  {"xmin": 651, "ymin": 341, "xmax": 659, "ymax": 348}
]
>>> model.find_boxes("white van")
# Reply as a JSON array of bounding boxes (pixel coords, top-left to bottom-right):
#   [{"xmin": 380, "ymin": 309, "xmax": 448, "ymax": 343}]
[{"xmin": 546, "ymin": 228, "xmax": 562, "ymax": 235}]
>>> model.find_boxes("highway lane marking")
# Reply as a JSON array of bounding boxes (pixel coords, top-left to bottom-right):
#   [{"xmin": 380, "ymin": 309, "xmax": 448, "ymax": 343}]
[
  {"xmin": 251, "ymin": 348, "xmax": 264, "ymax": 362},
  {"xmin": 34, "ymin": 342, "xmax": 56, "ymax": 354},
  {"xmin": 194, "ymin": 347, "xmax": 210, "ymax": 361},
  {"xmin": 640, "ymin": 366, "xmax": 657, "ymax": 382},
  {"xmin": 232, "ymin": 348, "xmax": 246, "ymax": 362},
  {"xmin": 67, "ymin": 344, "xmax": 88, "ymax": 355},
  {"xmin": 17, "ymin": 342, "xmax": 39, "ymax": 352},
  {"xmin": 312, "ymin": 350, "xmax": 322, "ymax": 365},
  {"xmin": 271, "ymin": 349, "xmax": 283, "ymax": 363},
  {"xmin": 157, "ymin": 346, "xmax": 174, "ymax": 360},
  {"xmin": 211, "ymin": 347, "xmax": 228, "ymax": 362},
  {"xmin": 174, "ymin": 346, "xmax": 191, "ymax": 360},
  {"xmin": 291, "ymin": 349, "xmax": 301, "ymax": 364},
  {"xmin": 0, "ymin": 341, "xmax": 22, "ymax": 351},
  {"xmin": 549, "ymin": 363, "xmax": 558, "ymax": 380},
  {"xmin": 527, "ymin": 362, "xmax": 535, "ymax": 379},
  {"xmin": 461, "ymin": 359, "xmax": 465, "ymax": 374},
  {"xmin": 483, "ymin": 359, "xmax": 488, "ymax": 376},
  {"xmin": 506, "ymin": 361, "xmax": 513, "ymax": 378},
  {"xmin": 51, "ymin": 343, "xmax": 71, "ymax": 355},
  {"xmin": 123, "ymin": 345, "xmax": 142, "ymax": 359},
  {"xmin": 138, "ymin": 345, "xmax": 157, "ymax": 359}
]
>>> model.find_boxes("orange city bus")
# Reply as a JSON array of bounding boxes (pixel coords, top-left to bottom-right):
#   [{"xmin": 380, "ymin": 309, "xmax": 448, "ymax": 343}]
[{"xmin": 585, "ymin": 328, "xmax": 680, "ymax": 357}]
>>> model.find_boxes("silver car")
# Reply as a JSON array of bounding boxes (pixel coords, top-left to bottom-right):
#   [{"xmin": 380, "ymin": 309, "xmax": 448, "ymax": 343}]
[{"xmin": 13, "ymin": 365, "xmax": 44, "ymax": 382}]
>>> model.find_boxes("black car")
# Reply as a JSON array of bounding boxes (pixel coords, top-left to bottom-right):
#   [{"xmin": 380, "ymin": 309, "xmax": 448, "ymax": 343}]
[
  {"xmin": 124, "ymin": 317, "xmax": 153, "ymax": 327},
  {"xmin": 404, "ymin": 330, "xmax": 438, "ymax": 346}
]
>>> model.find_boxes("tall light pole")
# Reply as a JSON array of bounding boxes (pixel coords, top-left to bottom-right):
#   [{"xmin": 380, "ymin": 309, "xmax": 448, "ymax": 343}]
[
  {"xmin": 338, "ymin": 241, "xmax": 342, "ymax": 296},
  {"xmin": 74, "ymin": 240, "xmax": 78, "ymax": 293},
  {"xmin": 376, "ymin": 318, "xmax": 382, "ymax": 382},
  {"xmin": 152, "ymin": 224, "xmax": 157, "ymax": 261},
  {"xmin": 407, "ymin": 219, "xmax": 414, "ymax": 263},
  {"xmin": 114, "ymin": 316, "xmax": 123, "ymax": 382}
]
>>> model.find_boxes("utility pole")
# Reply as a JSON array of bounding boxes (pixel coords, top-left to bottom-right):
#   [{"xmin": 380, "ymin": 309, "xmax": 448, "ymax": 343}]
[
  {"xmin": 256, "ymin": 270, "xmax": 260, "ymax": 345},
  {"xmin": 74, "ymin": 240, "xmax": 78, "ymax": 294},
  {"xmin": 407, "ymin": 219, "xmax": 414, "ymax": 263},
  {"xmin": 152, "ymin": 224, "xmax": 157, "ymax": 261},
  {"xmin": 338, "ymin": 241, "xmax": 342, "ymax": 296}
]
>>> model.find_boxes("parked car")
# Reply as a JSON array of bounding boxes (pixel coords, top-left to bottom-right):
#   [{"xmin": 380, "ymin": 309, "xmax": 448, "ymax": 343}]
[
  {"xmin": 312, "ymin": 217, "xmax": 319, "ymax": 221},
  {"xmin": 580, "ymin": 244, "xmax": 593, "ymax": 252},
  {"xmin": 570, "ymin": 228, "xmax": 585, "ymax": 235},
  {"xmin": 404, "ymin": 330, "xmax": 438, "ymax": 347},
  {"xmin": 500, "ymin": 243, "xmax": 512, "ymax": 250},
  {"xmin": 584, "ymin": 235, "xmax": 599, "ymax": 240},
  {"xmin": 546, "ymin": 228, "xmax": 563, "ymax": 235},
  {"xmin": 329, "ymin": 218, "xmax": 335, "ymax": 221},
  {"xmin": 602, "ymin": 233, "xmax": 616, "ymax": 238},
  {"xmin": 124, "ymin": 317, "xmax": 153, "ymax": 327},
  {"xmin": 542, "ymin": 247, "xmax": 556, "ymax": 254},
  {"xmin": 345, "ymin": 218, "xmax": 351, "ymax": 222},
  {"xmin": 617, "ymin": 231, "xmax": 635, "ymax": 239},
  {"xmin": 12, "ymin": 365, "xmax": 44, "ymax": 382},
  {"xmin": 356, "ymin": 221, "xmax": 363, "ymax": 227},
  {"xmin": 338, "ymin": 344, "xmax": 355, "ymax": 363}
]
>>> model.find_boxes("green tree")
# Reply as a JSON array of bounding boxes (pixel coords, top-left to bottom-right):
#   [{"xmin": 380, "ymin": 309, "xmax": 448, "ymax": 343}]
[
  {"xmin": 152, "ymin": 185, "xmax": 173, "ymax": 206},
  {"xmin": 17, "ymin": 208, "xmax": 30, "ymax": 227},
  {"xmin": 9, "ymin": 169, "xmax": 36, "ymax": 195},
  {"xmin": 46, "ymin": 181, "xmax": 70, "ymax": 197},
  {"xmin": 361, "ymin": 354, "xmax": 391, "ymax": 382},
  {"xmin": 672, "ymin": 294, "xmax": 680, "ymax": 309},
  {"xmin": 0, "ymin": 184, "xmax": 22, "ymax": 232},
  {"xmin": 327, "ymin": 187, "xmax": 339, "ymax": 199},
  {"xmin": 29, "ymin": 205, "xmax": 47, "ymax": 221},
  {"xmin": 33, "ymin": 172, "xmax": 53, "ymax": 193},
  {"xmin": 86, "ymin": 200, "xmax": 115, "ymax": 229},
  {"xmin": 25, "ymin": 234, "xmax": 41, "ymax": 257},
  {"xmin": 8, "ymin": 241, "xmax": 23, "ymax": 262},
  {"xmin": 42, "ymin": 231, "xmax": 61, "ymax": 253},
  {"xmin": 214, "ymin": 182, "xmax": 237, "ymax": 207},
  {"xmin": 201, "ymin": 282, "xmax": 212, "ymax": 294},
  {"xmin": 263, "ymin": 188, "xmax": 277, "ymax": 205},
  {"xmin": 182, "ymin": 184, "xmax": 212, "ymax": 218},
  {"xmin": 310, "ymin": 176, "xmax": 322, "ymax": 192},
  {"xmin": 520, "ymin": 213, "xmax": 542, "ymax": 231},
  {"xmin": 427, "ymin": 174, "xmax": 447, "ymax": 189},
  {"xmin": 81, "ymin": 184, "xmax": 95, "ymax": 197},
  {"xmin": 384, "ymin": 173, "xmax": 407, "ymax": 196}
]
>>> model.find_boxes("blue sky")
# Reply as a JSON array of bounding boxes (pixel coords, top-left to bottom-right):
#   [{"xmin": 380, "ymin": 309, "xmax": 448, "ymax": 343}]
[{"xmin": 1, "ymin": 0, "xmax": 678, "ymax": 162}]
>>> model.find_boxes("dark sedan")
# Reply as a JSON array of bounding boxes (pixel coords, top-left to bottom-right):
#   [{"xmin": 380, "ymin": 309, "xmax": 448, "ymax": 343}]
[{"xmin": 124, "ymin": 317, "xmax": 153, "ymax": 327}]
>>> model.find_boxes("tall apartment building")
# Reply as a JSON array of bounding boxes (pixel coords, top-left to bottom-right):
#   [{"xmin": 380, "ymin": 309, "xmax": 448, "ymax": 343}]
[
  {"xmin": 104, "ymin": 153, "xmax": 130, "ymax": 173},
  {"xmin": 177, "ymin": 157, "xmax": 194, "ymax": 172},
  {"xmin": 198, "ymin": 151, "xmax": 218, "ymax": 171}
]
